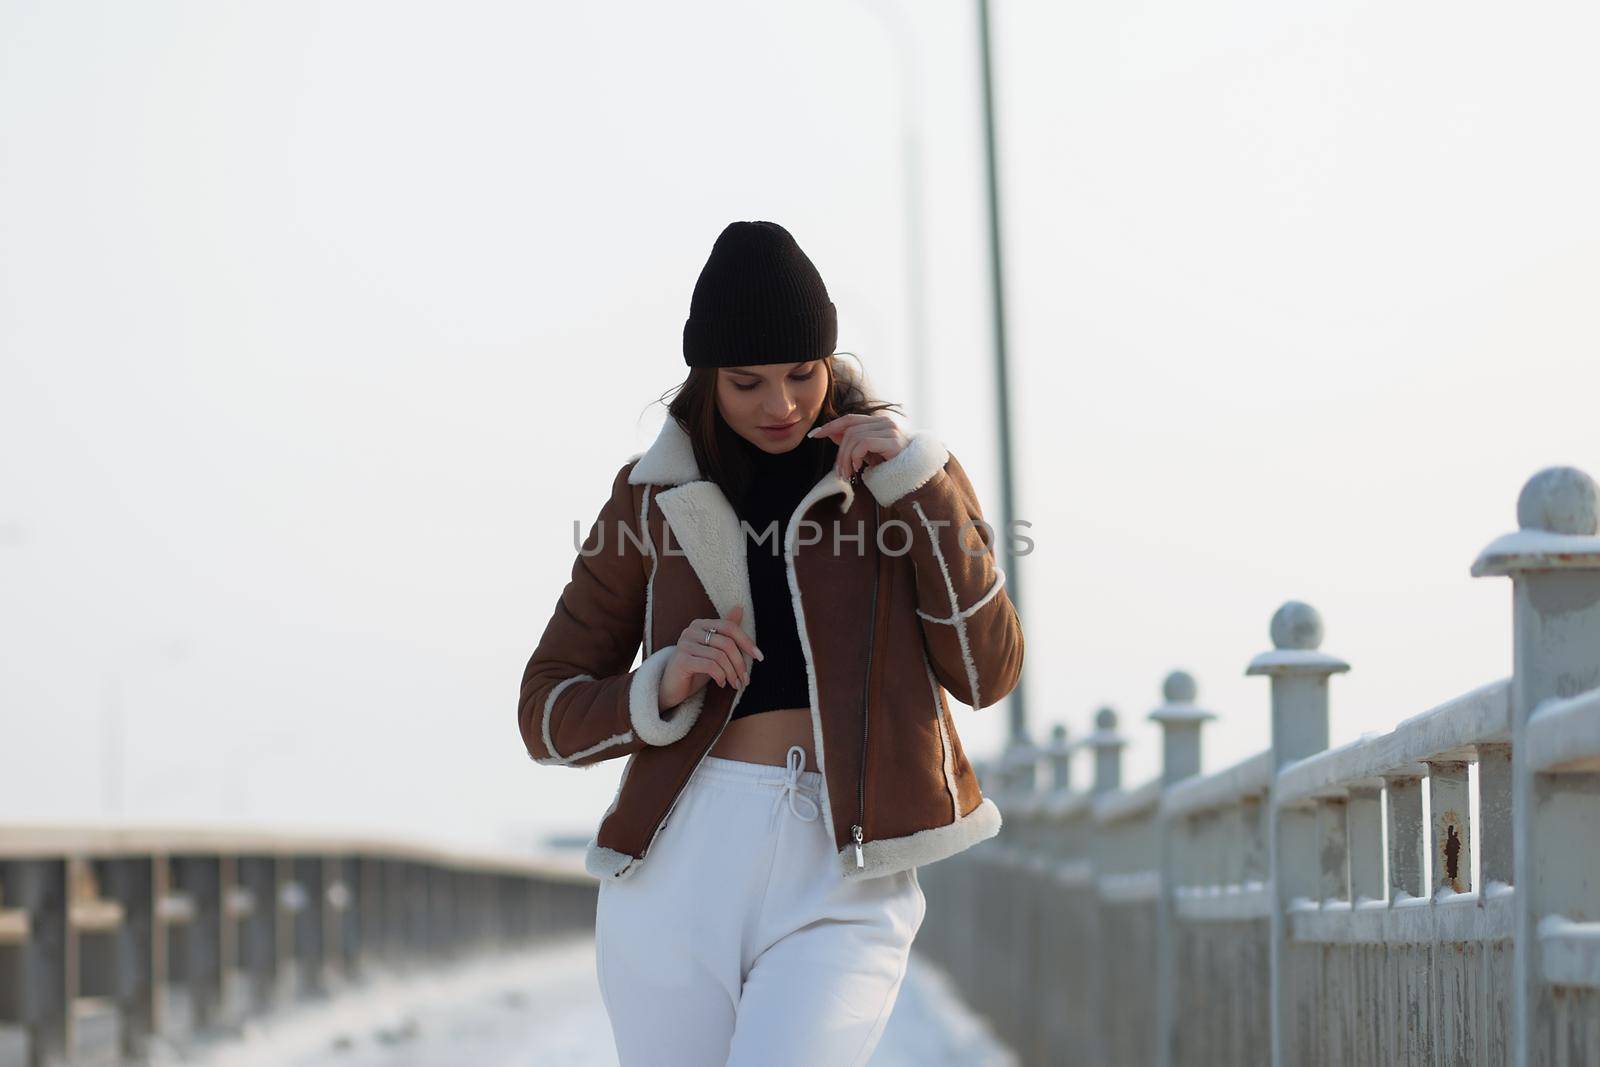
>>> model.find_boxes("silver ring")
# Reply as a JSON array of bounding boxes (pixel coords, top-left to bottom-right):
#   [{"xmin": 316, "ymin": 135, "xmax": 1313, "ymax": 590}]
[{"xmin": 702, "ymin": 626, "xmax": 716, "ymax": 643}]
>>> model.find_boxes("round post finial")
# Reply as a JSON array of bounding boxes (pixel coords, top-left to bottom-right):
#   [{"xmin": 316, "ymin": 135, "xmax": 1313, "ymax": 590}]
[
  {"xmin": 1162, "ymin": 670, "xmax": 1198, "ymax": 704},
  {"xmin": 1246, "ymin": 601, "xmax": 1350, "ymax": 678},
  {"xmin": 1517, "ymin": 466, "xmax": 1599, "ymax": 535},
  {"xmin": 1149, "ymin": 670, "xmax": 1218, "ymax": 785},
  {"xmin": 1473, "ymin": 465, "xmax": 1600, "ymax": 576},
  {"xmin": 1247, "ymin": 600, "xmax": 1348, "ymax": 768},
  {"xmin": 1270, "ymin": 600, "xmax": 1324, "ymax": 651}
]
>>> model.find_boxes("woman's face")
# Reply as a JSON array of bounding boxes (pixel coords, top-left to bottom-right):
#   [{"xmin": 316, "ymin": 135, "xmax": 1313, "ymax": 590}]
[{"xmin": 715, "ymin": 359, "xmax": 829, "ymax": 452}]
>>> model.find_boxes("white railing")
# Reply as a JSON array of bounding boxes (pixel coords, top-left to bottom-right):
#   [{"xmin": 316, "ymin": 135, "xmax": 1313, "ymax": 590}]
[
  {"xmin": 916, "ymin": 464, "xmax": 1600, "ymax": 1067},
  {"xmin": 0, "ymin": 825, "xmax": 593, "ymax": 1064}
]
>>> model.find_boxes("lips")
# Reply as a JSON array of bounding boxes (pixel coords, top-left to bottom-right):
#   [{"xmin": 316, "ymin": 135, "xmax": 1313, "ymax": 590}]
[{"xmin": 761, "ymin": 419, "xmax": 801, "ymax": 431}]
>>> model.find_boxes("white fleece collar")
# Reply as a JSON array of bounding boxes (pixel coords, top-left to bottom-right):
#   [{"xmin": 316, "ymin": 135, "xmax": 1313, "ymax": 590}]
[{"xmin": 627, "ymin": 416, "xmax": 702, "ymax": 487}]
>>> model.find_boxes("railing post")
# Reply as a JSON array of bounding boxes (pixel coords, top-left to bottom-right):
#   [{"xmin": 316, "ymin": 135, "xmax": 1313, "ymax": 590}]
[
  {"xmin": 1047, "ymin": 723, "xmax": 1073, "ymax": 793},
  {"xmin": 1383, "ymin": 772, "xmax": 1426, "ymax": 902},
  {"xmin": 100, "ymin": 856, "xmax": 157, "ymax": 1058},
  {"xmin": 994, "ymin": 734, "xmax": 1047, "ymax": 1060},
  {"xmin": 1476, "ymin": 743, "xmax": 1513, "ymax": 890},
  {"xmin": 964, "ymin": 755, "xmax": 997, "ymax": 1040},
  {"xmin": 292, "ymin": 856, "xmax": 326, "ymax": 997},
  {"xmin": 1316, "ymin": 794, "xmax": 1349, "ymax": 904},
  {"xmin": 1425, "ymin": 753, "xmax": 1477, "ymax": 1067},
  {"xmin": 1425, "ymin": 760, "xmax": 1472, "ymax": 896},
  {"xmin": 1081, "ymin": 708, "xmax": 1123, "ymax": 1067},
  {"xmin": 1346, "ymin": 779, "xmax": 1385, "ymax": 906},
  {"xmin": 1471, "ymin": 465, "xmax": 1600, "ymax": 1067},
  {"xmin": 173, "ymin": 855, "xmax": 223, "ymax": 1031},
  {"xmin": 5, "ymin": 859, "xmax": 68, "ymax": 1066},
  {"xmin": 1152, "ymin": 671, "xmax": 1215, "ymax": 788},
  {"xmin": 1000, "ymin": 737, "xmax": 1044, "ymax": 797},
  {"xmin": 274, "ymin": 855, "xmax": 297, "ymax": 999},
  {"xmin": 235, "ymin": 857, "xmax": 274, "ymax": 1012},
  {"xmin": 1037, "ymin": 721, "xmax": 1074, "ymax": 1064},
  {"xmin": 1247, "ymin": 600, "xmax": 1350, "ymax": 1067},
  {"xmin": 1086, "ymin": 707, "xmax": 1126, "ymax": 796},
  {"xmin": 1152, "ymin": 670, "xmax": 1217, "ymax": 1067}
]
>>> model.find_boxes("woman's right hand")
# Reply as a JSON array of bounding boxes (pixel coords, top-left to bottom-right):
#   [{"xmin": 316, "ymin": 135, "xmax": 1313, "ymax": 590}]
[{"xmin": 658, "ymin": 605, "xmax": 765, "ymax": 711}]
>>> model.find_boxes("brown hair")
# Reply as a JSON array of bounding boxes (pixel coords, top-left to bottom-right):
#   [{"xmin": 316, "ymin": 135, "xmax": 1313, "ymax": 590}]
[{"xmin": 650, "ymin": 352, "xmax": 905, "ymax": 508}]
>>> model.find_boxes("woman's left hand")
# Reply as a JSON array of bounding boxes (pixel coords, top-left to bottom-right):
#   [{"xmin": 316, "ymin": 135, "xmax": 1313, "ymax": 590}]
[{"xmin": 807, "ymin": 414, "xmax": 910, "ymax": 482}]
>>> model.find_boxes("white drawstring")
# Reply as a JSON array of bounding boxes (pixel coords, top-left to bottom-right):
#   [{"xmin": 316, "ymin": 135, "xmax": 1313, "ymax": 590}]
[{"xmin": 766, "ymin": 744, "xmax": 821, "ymax": 827}]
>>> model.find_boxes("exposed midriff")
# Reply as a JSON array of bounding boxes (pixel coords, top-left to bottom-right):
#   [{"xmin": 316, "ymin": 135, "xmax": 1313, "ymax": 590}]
[{"xmin": 707, "ymin": 706, "xmax": 814, "ymax": 767}]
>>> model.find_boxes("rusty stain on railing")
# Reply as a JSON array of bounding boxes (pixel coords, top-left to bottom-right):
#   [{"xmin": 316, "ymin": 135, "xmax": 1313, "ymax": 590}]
[{"xmin": 1440, "ymin": 814, "xmax": 1465, "ymax": 892}]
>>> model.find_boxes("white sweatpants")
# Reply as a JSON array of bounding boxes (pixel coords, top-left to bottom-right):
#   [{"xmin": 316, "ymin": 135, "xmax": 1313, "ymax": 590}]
[{"xmin": 595, "ymin": 744, "xmax": 927, "ymax": 1066}]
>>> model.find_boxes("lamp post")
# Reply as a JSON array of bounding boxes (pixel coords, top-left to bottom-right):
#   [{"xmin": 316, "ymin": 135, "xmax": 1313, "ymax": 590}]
[
  {"xmin": 853, "ymin": 0, "xmax": 932, "ymax": 427},
  {"xmin": 976, "ymin": 0, "xmax": 1029, "ymax": 747}
]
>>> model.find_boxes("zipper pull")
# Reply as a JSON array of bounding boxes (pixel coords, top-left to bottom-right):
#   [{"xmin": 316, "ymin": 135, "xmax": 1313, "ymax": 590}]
[{"xmin": 851, "ymin": 824, "xmax": 865, "ymax": 868}]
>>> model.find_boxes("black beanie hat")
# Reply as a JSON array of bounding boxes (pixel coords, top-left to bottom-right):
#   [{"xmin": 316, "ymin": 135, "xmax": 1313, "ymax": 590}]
[{"xmin": 682, "ymin": 221, "xmax": 838, "ymax": 368}]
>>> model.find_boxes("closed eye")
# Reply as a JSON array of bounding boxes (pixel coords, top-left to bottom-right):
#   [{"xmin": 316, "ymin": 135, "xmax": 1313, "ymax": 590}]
[{"xmin": 733, "ymin": 370, "xmax": 817, "ymax": 393}]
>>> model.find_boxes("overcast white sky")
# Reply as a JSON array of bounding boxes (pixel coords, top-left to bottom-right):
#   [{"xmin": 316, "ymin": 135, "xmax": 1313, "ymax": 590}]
[{"xmin": 3, "ymin": 0, "xmax": 1596, "ymax": 854}]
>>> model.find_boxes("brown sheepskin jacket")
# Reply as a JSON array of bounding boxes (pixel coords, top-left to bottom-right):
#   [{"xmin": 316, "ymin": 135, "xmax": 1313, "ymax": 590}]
[{"xmin": 517, "ymin": 415, "xmax": 1025, "ymax": 882}]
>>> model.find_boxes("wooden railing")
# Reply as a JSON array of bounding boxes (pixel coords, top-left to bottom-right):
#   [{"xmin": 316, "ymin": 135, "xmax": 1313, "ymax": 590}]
[{"xmin": 917, "ymin": 464, "xmax": 1600, "ymax": 1066}]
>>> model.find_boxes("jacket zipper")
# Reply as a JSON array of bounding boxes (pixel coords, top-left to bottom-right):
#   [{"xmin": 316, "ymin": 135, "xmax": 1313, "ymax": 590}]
[
  {"xmin": 850, "ymin": 499, "xmax": 883, "ymax": 869},
  {"xmin": 635, "ymin": 693, "xmax": 738, "ymax": 872},
  {"xmin": 631, "ymin": 477, "xmax": 842, "ymax": 872}
]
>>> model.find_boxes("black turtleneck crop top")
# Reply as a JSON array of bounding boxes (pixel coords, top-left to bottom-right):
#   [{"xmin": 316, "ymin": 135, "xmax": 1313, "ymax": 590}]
[{"xmin": 727, "ymin": 433, "xmax": 826, "ymax": 720}]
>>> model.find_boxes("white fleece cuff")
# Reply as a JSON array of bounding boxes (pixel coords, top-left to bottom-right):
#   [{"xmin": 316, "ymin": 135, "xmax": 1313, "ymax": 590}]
[
  {"xmin": 861, "ymin": 430, "xmax": 950, "ymax": 507},
  {"xmin": 628, "ymin": 645, "xmax": 707, "ymax": 746}
]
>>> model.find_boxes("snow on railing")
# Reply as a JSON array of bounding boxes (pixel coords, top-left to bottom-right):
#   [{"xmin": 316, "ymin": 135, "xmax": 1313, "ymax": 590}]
[{"xmin": 916, "ymin": 464, "xmax": 1600, "ymax": 1067}]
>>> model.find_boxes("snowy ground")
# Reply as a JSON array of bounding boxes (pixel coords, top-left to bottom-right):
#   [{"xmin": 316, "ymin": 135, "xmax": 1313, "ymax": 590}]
[{"xmin": 162, "ymin": 937, "xmax": 1016, "ymax": 1067}]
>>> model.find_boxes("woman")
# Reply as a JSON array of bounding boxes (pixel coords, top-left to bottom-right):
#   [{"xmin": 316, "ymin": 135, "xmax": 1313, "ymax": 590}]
[{"xmin": 517, "ymin": 220, "xmax": 1025, "ymax": 1065}]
